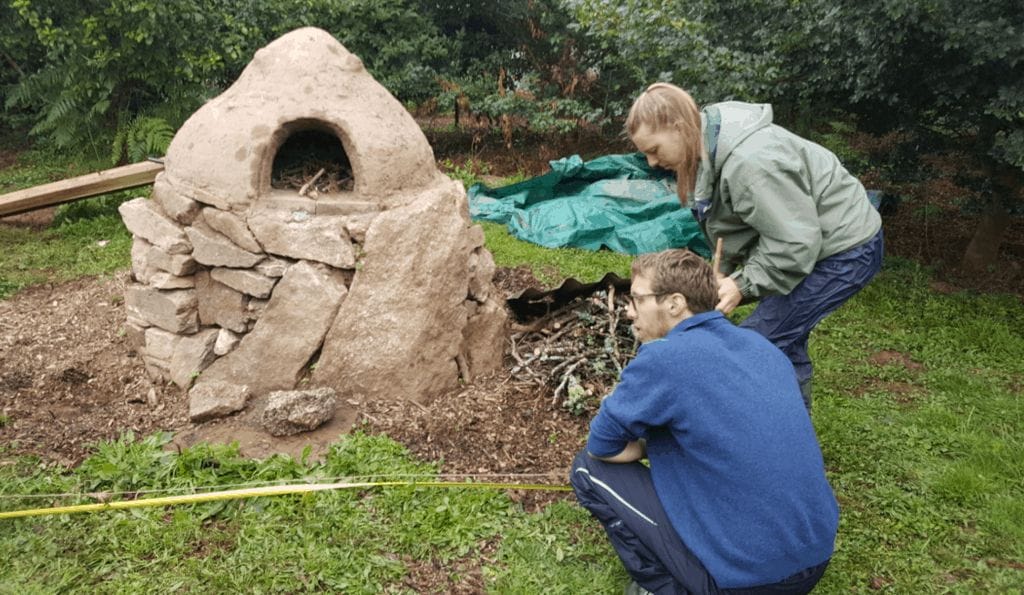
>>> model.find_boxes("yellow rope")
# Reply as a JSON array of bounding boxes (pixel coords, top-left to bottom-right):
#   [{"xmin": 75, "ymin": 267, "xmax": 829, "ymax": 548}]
[{"xmin": 0, "ymin": 481, "xmax": 572, "ymax": 520}]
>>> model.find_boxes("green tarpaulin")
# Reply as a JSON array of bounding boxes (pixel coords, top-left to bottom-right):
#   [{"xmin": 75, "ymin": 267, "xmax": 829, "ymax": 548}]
[{"xmin": 467, "ymin": 153, "xmax": 710, "ymax": 257}]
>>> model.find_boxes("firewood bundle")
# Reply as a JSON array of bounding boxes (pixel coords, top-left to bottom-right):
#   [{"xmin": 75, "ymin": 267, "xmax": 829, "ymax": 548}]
[{"xmin": 509, "ymin": 288, "xmax": 637, "ymax": 414}]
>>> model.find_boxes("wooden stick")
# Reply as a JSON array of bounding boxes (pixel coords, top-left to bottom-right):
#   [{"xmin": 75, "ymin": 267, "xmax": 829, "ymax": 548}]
[
  {"xmin": 298, "ymin": 167, "xmax": 326, "ymax": 197},
  {"xmin": 712, "ymin": 237, "xmax": 724, "ymax": 277},
  {"xmin": 0, "ymin": 161, "xmax": 164, "ymax": 217}
]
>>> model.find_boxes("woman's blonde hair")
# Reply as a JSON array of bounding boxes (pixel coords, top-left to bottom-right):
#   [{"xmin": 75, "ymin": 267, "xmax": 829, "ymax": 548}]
[{"xmin": 625, "ymin": 83, "xmax": 705, "ymax": 202}]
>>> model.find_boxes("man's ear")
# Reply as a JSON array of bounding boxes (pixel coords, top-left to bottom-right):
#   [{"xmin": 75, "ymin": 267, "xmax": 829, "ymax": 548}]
[{"xmin": 667, "ymin": 293, "xmax": 688, "ymax": 315}]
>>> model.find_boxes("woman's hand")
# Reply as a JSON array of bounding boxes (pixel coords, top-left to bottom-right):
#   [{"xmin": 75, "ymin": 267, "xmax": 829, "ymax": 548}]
[{"xmin": 716, "ymin": 275, "xmax": 743, "ymax": 314}]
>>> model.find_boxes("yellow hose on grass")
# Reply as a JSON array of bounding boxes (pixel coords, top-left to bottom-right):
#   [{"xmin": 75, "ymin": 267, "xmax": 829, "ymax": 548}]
[{"xmin": 0, "ymin": 480, "xmax": 572, "ymax": 520}]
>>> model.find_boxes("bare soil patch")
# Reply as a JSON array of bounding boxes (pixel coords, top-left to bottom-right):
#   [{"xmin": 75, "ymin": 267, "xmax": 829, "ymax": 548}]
[
  {"xmin": 0, "ymin": 272, "xmax": 188, "ymax": 467},
  {"xmin": 0, "ymin": 265, "xmax": 596, "ymax": 482},
  {"xmin": 866, "ymin": 350, "xmax": 926, "ymax": 373}
]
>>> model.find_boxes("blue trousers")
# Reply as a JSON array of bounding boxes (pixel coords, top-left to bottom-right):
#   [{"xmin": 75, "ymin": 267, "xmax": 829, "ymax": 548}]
[
  {"xmin": 570, "ymin": 451, "xmax": 830, "ymax": 594},
  {"xmin": 739, "ymin": 229, "xmax": 884, "ymax": 408}
]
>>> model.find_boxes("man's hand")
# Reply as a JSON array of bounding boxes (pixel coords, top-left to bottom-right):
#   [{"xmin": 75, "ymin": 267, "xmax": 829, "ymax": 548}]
[
  {"xmin": 593, "ymin": 440, "xmax": 646, "ymax": 463},
  {"xmin": 716, "ymin": 275, "xmax": 742, "ymax": 314}
]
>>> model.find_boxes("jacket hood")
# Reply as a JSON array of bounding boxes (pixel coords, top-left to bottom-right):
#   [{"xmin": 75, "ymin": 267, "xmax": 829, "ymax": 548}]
[{"xmin": 693, "ymin": 102, "xmax": 774, "ymax": 204}]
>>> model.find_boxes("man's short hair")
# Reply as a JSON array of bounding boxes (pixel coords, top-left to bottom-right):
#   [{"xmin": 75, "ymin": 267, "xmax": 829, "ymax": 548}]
[{"xmin": 631, "ymin": 249, "xmax": 718, "ymax": 313}]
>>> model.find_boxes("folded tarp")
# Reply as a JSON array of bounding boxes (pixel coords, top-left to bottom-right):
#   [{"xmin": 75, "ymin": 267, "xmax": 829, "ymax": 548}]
[{"xmin": 467, "ymin": 153, "xmax": 710, "ymax": 257}]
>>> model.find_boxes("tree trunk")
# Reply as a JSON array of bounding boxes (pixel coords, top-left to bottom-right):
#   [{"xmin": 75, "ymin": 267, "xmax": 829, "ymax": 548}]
[{"xmin": 959, "ymin": 195, "xmax": 1009, "ymax": 273}]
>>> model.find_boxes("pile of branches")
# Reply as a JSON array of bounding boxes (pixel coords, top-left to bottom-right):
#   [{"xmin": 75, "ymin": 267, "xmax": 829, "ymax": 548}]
[
  {"xmin": 271, "ymin": 159, "xmax": 354, "ymax": 196},
  {"xmin": 509, "ymin": 287, "xmax": 637, "ymax": 415}
]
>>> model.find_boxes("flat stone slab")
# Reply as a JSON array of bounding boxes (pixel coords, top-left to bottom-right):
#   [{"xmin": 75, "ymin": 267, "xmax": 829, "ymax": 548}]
[
  {"xmin": 248, "ymin": 209, "xmax": 355, "ymax": 269},
  {"xmin": 119, "ymin": 198, "xmax": 191, "ymax": 255},
  {"xmin": 186, "ymin": 222, "xmax": 264, "ymax": 268},
  {"xmin": 211, "ymin": 267, "xmax": 277, "ymax": 299},
  {"xmin": 125, "ymin": 285, "xmax": 198, "ymax": 334},
  {"xmin": 188, "ymin": 381, "xmax": 251, "ymax": 422}
]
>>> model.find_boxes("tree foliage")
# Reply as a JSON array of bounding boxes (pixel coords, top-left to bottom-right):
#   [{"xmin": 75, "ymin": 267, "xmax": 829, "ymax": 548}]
[{"xmin": 2, "ymin": 0, "xmax": 1021, "ymax": 239}]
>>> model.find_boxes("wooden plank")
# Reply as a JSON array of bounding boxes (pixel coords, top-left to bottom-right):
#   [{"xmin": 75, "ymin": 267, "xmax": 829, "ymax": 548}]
[{"xmin": 0, "ymin": 161, "xmax": 165, "ymax": 217}]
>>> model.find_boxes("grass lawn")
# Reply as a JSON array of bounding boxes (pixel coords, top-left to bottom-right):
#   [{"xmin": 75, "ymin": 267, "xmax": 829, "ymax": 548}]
[{"xmin": 1, "ymin": 157, "xmax": 1022, "ymax": 592}]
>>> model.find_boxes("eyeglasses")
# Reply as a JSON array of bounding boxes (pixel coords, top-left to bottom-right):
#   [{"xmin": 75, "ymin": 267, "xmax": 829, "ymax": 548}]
[{"xmin": 627, "ymin": 292, "xmax": 669, "ymax": 310}]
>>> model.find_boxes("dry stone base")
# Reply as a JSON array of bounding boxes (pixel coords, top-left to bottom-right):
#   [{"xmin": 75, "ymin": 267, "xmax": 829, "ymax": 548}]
[{"xmin": 196, "ymin": 261, "xmax": 348, "ymax": 395}]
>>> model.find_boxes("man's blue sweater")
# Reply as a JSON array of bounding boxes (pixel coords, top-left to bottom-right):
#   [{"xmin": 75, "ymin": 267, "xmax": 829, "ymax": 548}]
[{"xmin": 587, "ymin": 311, "xmax": 838, "ymax": 589}]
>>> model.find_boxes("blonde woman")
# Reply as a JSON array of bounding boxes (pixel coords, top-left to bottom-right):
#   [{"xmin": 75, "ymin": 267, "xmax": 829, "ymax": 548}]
[{"xmin": 627, "ymin": 83, "xmax": 883, "ymax": 409}]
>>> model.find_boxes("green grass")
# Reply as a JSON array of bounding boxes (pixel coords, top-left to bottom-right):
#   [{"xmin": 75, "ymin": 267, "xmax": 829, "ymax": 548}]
[
  {"xmin": 0, "ymin": 214, "xmax": 133, "ymax": 299},
  {"xmin": 0, "ymin": 433, "xmax": 619, "ymax": 593},
  {"xmin": 481, "ymin": 220, "xmax": 632, "ymax": 286},
  {"xmin": 0, "ymin": 146, "xmax": 141, "ymax": 299}
]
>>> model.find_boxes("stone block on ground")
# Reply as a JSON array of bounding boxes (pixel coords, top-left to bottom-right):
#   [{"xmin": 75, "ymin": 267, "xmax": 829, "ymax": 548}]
[
  {"xmin": 142, "ymin": 355, "xmax": 171, "ymax": 383},
  {"xmin": 261, "ymin": 387, "xmax": 338, "ymax": 436},
  {"xmin": 123, "ymin": 321, "xmax": 147, "ymax": 354},
  {"xmin": 188, "ymin": 381, "xmax": 251, "ymax": 422},
  {"xmin": 144, "ymin": 327, "xmax": 182, "ymax": 361}
]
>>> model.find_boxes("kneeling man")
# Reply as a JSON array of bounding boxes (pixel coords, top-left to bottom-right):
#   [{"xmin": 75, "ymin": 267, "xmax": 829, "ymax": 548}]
[{"xmin": 571, "ymin": 249, "xmax": 838, "ymax": 594}]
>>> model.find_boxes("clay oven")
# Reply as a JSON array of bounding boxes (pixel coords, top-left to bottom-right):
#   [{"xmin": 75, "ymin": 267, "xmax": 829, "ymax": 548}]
[{"xmin": 119, "ymin": 28, "xmax": 507, "ymax": 422}]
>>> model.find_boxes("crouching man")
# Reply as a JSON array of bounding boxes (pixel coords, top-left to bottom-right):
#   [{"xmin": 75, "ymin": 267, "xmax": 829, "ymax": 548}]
[{"xmin": 571, "ymin": 249, "xmax": 838, "ymax": 595}]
